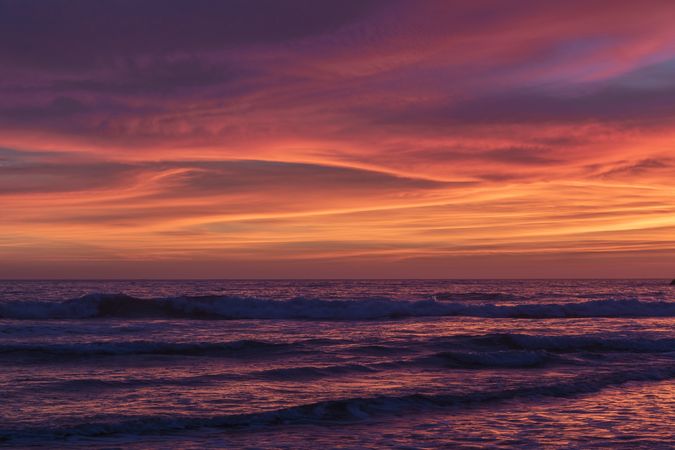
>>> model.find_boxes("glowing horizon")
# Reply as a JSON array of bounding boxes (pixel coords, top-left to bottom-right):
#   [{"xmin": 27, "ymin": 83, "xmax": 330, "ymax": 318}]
[{"xmin": 1, "ymin": 0, "xmax": 675, "ymax": 278}]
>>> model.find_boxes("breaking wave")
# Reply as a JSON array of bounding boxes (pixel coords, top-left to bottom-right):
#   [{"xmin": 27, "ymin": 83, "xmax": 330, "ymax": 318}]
[{"xmin": 1, "ymin": 293, "xmax": 675, "ymax": 320}]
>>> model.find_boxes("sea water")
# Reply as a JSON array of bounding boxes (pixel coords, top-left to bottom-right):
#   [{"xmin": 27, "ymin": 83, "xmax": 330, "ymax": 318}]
[{"xmin": 0, "ymin": 279, "xmax": 673, "ymax": 448}]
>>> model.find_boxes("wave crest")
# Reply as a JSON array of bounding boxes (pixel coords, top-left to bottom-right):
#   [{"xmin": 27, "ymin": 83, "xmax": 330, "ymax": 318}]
[{"xmin": 1, "ymin": 293, "xmax": 674, "ymax": 320}]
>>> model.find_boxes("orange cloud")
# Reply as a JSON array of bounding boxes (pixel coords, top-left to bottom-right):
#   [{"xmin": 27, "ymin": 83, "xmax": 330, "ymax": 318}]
[{"xmin": 1, "ymin": 0, "xmax": 675, "ymax": 277}]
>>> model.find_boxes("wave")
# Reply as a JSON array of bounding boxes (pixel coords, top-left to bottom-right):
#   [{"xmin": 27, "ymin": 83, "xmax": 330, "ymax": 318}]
[
  {"xmin": 4, "ymin": 364, "xmax": 674, "ymax": 443},
  {"xmin": 5, "ymin": 332, "xmax": 666, "ymax": 365},
  {"xmin": 431, "ymin": 292, "xmax": 523, "ymax": 302},
  {"xmin": 13, "ymin": 352, "xmax": 560, "ymax": 397},
  {"xmin": 424, "ymin": 350, "xmax": 554, "ymax": 368},
  {"xmin": 48, "ymin": 363, "xmax": 382, "ymax": 386},
  {"xmin": 255, "ymin": 350, "xmax": 558, "ymax": 379},
  {"xmin": 461, "ymin": 333, "xmax": 675, "ymax": 354},
  {"xmin": 0, "ymin": 339, "xmax": 298, "ymax": 357},
  {"xmin": 256, "ymin": 363, "xmax": 379, "ymax": 380},
  {"xmin": 1, "ymin": 293, "xmax": 675, "ymax": 320}
]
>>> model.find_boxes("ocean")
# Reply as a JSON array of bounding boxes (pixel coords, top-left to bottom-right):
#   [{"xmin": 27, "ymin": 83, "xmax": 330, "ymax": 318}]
[{"xmin": 0, "ymin": 279, "xmax": 674, "ymax": 448}]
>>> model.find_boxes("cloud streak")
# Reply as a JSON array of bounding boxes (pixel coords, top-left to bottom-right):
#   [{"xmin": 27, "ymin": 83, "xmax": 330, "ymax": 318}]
[{"xmin": 1, "ymin": 0, "xmax": 675, "ymax": 277}]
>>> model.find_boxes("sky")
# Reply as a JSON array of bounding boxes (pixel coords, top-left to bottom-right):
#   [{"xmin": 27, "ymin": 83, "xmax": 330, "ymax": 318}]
[{"xmin": 1, "ymin": 0, "xmax": 675, "ymax": 278}]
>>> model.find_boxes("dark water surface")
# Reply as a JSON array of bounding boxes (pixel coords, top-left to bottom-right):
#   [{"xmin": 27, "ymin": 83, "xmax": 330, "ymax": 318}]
[{"xmin": 1, "ymin": 280, "xmax": 674, "ymax": 448}]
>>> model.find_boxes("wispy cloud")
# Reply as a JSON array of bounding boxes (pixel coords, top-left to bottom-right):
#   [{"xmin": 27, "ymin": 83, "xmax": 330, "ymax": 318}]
[{"xmin": 1, "ymin": 0, "xmax": 675, "ymax": 277}]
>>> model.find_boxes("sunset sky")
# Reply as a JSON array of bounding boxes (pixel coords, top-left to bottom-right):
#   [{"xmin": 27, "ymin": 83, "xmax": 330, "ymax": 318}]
[{"xmin": 1, "ymin": 0, "xmax": 675, "ymax": 278}]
